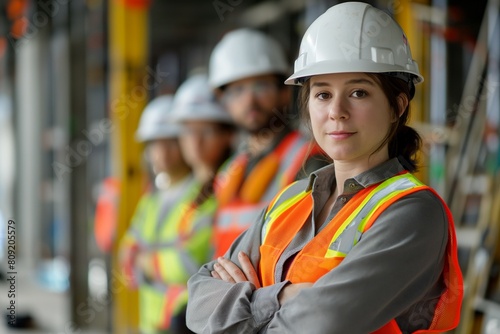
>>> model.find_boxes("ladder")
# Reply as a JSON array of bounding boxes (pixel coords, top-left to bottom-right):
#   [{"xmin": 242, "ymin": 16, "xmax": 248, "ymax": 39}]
[{"xmin": 441, "ymin": 0, "xmax": 500, "ymax": 332}]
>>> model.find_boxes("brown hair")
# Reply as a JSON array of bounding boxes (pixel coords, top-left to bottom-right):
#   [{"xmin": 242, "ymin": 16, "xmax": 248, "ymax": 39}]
[{"xmin": 298, "ymin": 73, "xmax": 421, "ymax": 172}]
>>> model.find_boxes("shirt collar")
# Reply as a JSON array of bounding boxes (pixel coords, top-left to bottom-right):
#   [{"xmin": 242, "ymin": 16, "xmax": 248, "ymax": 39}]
[{"xmin": 306, "ymin": 157, "xmax": 407, "ymax": 192}]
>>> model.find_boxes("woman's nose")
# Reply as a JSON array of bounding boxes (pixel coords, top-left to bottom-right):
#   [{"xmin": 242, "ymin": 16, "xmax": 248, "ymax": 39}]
[{"xmin": 328, "ymin": 97, "xmax": 348, "ymax": 120}]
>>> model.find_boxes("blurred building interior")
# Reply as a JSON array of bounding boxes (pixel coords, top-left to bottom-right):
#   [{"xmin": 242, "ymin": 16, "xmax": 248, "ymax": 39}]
[{"xmin": 0, "ymin": 0, "xmax": 499, "ymax": 332}]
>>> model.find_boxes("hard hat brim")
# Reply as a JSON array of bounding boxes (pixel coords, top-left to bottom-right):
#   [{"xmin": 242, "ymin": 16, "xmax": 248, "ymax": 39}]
[{"xmin": 285, "ymin": 60, "xmax": 424, "ymax": 86}]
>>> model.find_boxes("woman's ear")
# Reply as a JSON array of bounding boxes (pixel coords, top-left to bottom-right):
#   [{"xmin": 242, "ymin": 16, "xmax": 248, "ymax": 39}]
[{"xmin": 396, "ymin": 93, "xmax": 409, "ymax": 118}]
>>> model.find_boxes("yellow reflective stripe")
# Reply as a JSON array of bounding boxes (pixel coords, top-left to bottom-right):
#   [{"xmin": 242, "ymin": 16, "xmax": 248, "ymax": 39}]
[
  {"xmin": 325, "ymin": 178, "xmax": 402, "ymax": 257},
  {"xmin": 356, "ymin": 175, "xmax": 423, "ymax": 235},
  {"xmin": 133, "ymin": 193, "xmax": 162, "ymax": 243},
  {"xmin": 262, "ymin": 189, "xmax": 310, "ymax": 243},
  {"xmin": 265, "ymin": 181, "xmax": 301, "ymax": 219},
  {"xmin": 325, "ymin": 174, "xmax": 424, "ymax": 258},
  {"xmin": 139, "ymin": 284, "xmax": 167, "ymax": 332},
  {"xmin": 266, "ymin": 190, "xmax": 309, "ymax": 222},
  {"xmin": 156, "ymin": 194, "xmax": 216, "ymax": 283},
  {"xmin": 355, "ymin": 187, "xmax": 425, "ymax": 242},
  {"xmin": 157, "ymin": 181, "xmax": 200, "ymax": 239}
]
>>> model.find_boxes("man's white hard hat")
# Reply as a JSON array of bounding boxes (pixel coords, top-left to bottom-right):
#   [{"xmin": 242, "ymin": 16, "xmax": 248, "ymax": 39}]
[{"xmin": 209, "ymin": 28, "xmax": 289, "ymax": 89}]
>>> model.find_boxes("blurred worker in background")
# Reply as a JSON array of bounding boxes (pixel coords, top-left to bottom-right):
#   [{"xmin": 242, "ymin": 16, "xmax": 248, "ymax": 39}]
[
  {"xmin": 209, "ymin": 28, "xmax": 327, "ymax": 258},
  {"xmin": 187, "ymin": 2, "xmax": 463, "ymax": 333},
  {"xmin": 147, "ymin": 73, "xmax": 236, "ymax": 333},
  {"xmin": 119, "ymin": 95, "xmax": 194, "ymax": 334}
]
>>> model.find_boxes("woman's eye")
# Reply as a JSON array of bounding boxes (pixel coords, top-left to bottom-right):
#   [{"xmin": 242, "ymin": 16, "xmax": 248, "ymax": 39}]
[
  {"xmin": 351, "ymin": 90, "xmax": 367, "ymax": 98},
  {"xmin": 315, "ymin": 92, "xmax": 331, "ymax": 100}
]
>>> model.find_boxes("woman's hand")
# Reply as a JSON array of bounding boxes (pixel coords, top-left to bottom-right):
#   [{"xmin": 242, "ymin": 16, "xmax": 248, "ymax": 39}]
[{"xmin": 211, "ymin": 251, "xmax": 261, "ymax": 289}]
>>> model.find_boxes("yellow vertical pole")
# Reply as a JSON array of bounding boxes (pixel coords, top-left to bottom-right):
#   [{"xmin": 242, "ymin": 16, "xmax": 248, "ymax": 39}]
[
  {"xmin": 109, "ymin": 0, "xmax": 149, "ymax": 332},
  {"xmin": 394, "ymin": 0, "xmax": 430, "ymax": 183}
]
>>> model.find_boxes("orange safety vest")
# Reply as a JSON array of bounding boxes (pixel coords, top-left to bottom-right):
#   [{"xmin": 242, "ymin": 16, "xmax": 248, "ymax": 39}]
[
  {"xmin": 259, "ymin": 172, "xmax": 463, "ymax": 334},
  {"xmin": 93, "ymin": 177, "xmax": 121, "ymax": 253},
  {"xmin": 213, "ymin": 130, "xmax": 322, "ymax": 258}
]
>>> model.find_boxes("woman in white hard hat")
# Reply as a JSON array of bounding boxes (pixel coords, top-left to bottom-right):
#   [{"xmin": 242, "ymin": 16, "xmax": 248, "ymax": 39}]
[
  {"xmin": 186, "ymin": 2, "xmax": 463, "ymax": 333},
  {"xmin": 118, "ymin": 95, "xmax": 194, "ymax": 334},
  {"xmin": 144, "ymin": 74, "xmax": 236, "ymax": 334}
]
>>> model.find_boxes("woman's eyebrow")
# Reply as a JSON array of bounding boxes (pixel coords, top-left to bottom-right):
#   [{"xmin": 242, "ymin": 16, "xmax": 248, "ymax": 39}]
[
  {"xmin": 311, "ymin": 81, "xmax": 330, "ymax": 88},
  {"xmin": 311, "ymin": 78, "xmax": 375, "ymax": 88},
  {"xmin": 345, "ymin": 78, "xmax": 375, "ymax": 86}
]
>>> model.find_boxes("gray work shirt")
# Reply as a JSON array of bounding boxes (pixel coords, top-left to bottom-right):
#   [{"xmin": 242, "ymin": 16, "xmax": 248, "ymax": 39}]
[{"xmin": 186, "ymin": 158, "xmax": 449, "ymax": 334}]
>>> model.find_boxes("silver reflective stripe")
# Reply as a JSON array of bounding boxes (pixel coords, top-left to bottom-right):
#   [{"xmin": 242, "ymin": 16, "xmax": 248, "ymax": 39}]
[
  {"xmin": 146, "ymin": 279, "xmax": 175, "ymax": 294},
  {"xmin": 151, "ymin": 203, "xmax": 215, "ymax": 249},
  {"xmin": 141, "ymin": 198, "xmax": 184, "ymax": 251},
  {"xmin": 216, "ymin": 202, "xmax": 268, "ymax": 229},
  {"xmin": 329, "ymin": 176, "xmax": 420, "ymax": 254},
  {"xmin": 188, "ymin": 214, "xmax": 212, "ymax": 235},
  {"xmin": 148, "ymin": 240, "xmax": 177, "ymax": 249}
]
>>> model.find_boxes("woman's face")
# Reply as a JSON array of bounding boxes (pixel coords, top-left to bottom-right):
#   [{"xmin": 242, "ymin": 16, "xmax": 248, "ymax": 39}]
[
  {"xmin": 308, "ymin": 72, "xmax": 396, "ymax": 165},
  {"xmin": 146, "ymin": 138, "xmax": 186, "ymax": 175},
  {"xmin": 179, "ymin": 120, "xmax": 233, "ymax": 169}
]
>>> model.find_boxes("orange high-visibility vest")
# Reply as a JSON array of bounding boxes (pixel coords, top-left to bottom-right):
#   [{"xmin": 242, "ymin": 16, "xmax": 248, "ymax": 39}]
[
  {"xmin": 213, "ymin": 130, "xmax": 322, "ymax": 258},
  {"xmin": 94, "ymin": 177, "xmax": 121, "ymax": 253},
  {"xmin": 259, "ymin": 172, "xmax": 463, "ymax": 334}
]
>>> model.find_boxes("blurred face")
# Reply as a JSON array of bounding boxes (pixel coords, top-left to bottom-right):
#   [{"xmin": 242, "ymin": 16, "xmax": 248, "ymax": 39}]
[
  {"xmin": 220, "ymin": 74, "xmax": 289, "ymax": 133},
  {"xmin": 179, "ymin": 121, "xmax": 234, "ymax": 169},
  {"xmin": 308, "ymin": 73, "xmax": 397, "ymax": 165},
  {"xmin": 146, "ymin": 138, "xmax": 186, "ymax": 175}
]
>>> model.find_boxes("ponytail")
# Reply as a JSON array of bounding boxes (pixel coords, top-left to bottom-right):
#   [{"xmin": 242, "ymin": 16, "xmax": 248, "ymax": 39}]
[
  {"xmin": 368, "ymin": 73, "xmax": 422, "ymax": 172},
  {"xmin": 389, "ymin": 125, "xmax": 421, "ymax": 172}
]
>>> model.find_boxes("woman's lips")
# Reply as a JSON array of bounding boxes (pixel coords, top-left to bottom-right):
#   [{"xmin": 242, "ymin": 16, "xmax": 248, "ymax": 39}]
[{"xmin": 327, "ymin": 131, "xmax": 355, "ymax": 139}]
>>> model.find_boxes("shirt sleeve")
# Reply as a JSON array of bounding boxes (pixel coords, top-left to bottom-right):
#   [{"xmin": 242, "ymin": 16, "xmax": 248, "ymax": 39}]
[
  {"xmin": 265, "ymin": 190, "xmax": 449, "ymax": 334},
  {"xmin": 186, "ymin": 209, "xmax": 287, "ymax": 334}
]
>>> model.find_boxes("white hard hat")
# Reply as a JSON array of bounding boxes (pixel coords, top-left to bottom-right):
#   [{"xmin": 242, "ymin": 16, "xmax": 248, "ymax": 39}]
[
  {"xmin": 171, "ymin": 74, "xmax": 233, "ymax": 124},
  {"xmin": 285, "ymin": 2, "xmax": 423, "ymax": 86},
  {"xmin": 135, "ymin": 95, "xmax": 181, "ymax": 142},
  {"xmin": 209, "ymin": 28, "xmax": 289, "ymax": 89}
]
